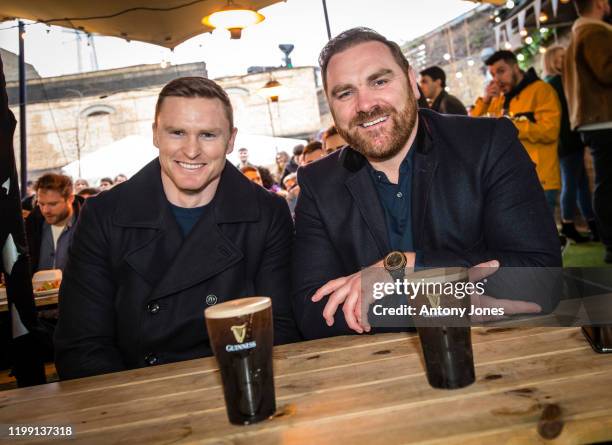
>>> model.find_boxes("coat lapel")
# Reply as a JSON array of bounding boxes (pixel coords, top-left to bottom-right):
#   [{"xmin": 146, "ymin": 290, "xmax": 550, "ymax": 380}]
[
  {"xmin": 412, "ymin": 114, "xmax": 438, "ymax": 250},
  {"xmin": 343, "ymin": 150, "xmax": 390, "ymax": 258},
  {"xmin": 113, "ymin": 160, "xmax": 257, "ymax": 300},
  {"xmin": 150, "ymin": 207, "xmax": 243, "ymax": 300}
]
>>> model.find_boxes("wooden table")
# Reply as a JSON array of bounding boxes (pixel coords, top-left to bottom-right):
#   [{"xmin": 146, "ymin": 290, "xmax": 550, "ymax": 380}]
[
  {"xmin": 0, "ymin": 293, "xmax": 58, "ymax": 313},
  {"xmin": 1, "ymin": 327, "xmax": 611, "ymax": 444}
]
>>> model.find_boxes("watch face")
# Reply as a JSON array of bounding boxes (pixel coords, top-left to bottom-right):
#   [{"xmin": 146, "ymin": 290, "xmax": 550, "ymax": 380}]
[{"xmin": 386, "ymin": 252, "xmax": 406, "ymax": 270}]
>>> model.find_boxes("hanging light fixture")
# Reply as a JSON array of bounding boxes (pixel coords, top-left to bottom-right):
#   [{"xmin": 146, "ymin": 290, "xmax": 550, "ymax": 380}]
[
  {"xmin": 539, "ymin": 12, "xmax": 549, "ymax": 22},
  {"xmin": 260, "ymin": 79, "xmax": 283, "ymax": 102},
  {"xmin": 202, "ymin": 1, "xmax": 265, "ymax": 39}
]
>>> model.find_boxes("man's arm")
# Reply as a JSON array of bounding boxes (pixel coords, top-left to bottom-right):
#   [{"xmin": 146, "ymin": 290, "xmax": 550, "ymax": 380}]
[
  {"xmin": 255, "ymin": 194, "xmax": 301, "ymax": 345},
  {"xmin": 420, "ymin": 117, "xmax": 561, "ymax": 268},
  {"xmin": 581, "ymin": 27, "xmax": 612, "ymax": 86},
  {"xmin": 54, "ymin": 199, "xmax": 125, "ymax": 380},
  {"xmin": 512, "ymin": 82, "xmax": 561, "ymax": 145},
  {"xmin": 292, "ymin": 177, "xmax": 355, "ymax": 339},
  {"xmin": 441, "ymin": 96, "xmax": 468, "ymax": 116},
  {"xmin": 471, "ymin": 83, "xmax": 503, "ymax": 117}
]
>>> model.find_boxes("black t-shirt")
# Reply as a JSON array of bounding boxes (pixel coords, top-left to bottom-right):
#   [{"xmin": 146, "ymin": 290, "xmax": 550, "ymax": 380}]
[{"xmin": 169, "ymin": 202, "xmax": 208, "ymax": 237}]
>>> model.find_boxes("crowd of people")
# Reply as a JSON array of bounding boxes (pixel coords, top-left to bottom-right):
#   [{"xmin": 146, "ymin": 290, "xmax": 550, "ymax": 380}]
[{"xmin": 3, "ymin": 0, "xmax": 610, "ymax": 385}]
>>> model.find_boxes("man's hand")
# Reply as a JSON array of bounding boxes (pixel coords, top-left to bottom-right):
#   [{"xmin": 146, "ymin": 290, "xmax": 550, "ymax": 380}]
[
  {"xmin": 311, "ymin": 253, "xmax": 416, "ymax": 334},
  {"xmin": 468, "ymin": 260, "xmax": 542, "ymax": 322},
  {"xmin": 311, "ymin": 271, "xmax": 364, "ymax": 332},
  {"xmin": 483, "ymin": 81, "xmax": 500, "ymax": 105}
]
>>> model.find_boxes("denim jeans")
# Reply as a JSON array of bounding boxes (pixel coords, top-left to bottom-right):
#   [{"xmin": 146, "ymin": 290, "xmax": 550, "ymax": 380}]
[
  {"xmin": 559, "ymin": 149, "xmax": 595, "ymax": 222},
  {"xmin": 544, "ymin": 189, "xmax": 559, "ymax": 217},
  {"xmin": 581, "ymin": 129, "xmax": 612, "ymax": 248}
]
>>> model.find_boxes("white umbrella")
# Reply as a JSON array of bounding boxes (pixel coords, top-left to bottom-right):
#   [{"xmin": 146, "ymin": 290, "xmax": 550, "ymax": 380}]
[
  {"xmin": 62, "ymin": 132, "xmax": 305, "ymax": 182},
  {"xmin": 227, "ymin": 133, "xmax": 306, "ymax": 168},
  {"xmin": 62, "ymin": 134, "xmax": 158, "ymax": 182}
]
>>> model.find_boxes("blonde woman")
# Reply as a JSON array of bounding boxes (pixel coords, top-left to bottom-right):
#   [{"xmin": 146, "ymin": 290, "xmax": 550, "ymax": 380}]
[{"xmin": 543, "ymin": 46, "xmax": 598, "ymax": 243}]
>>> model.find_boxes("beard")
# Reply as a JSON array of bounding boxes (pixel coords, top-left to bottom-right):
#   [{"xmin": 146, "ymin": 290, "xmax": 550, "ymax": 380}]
[{"xmin": 335, "ymin": 89, "xmax": 417, "ymax": 162}]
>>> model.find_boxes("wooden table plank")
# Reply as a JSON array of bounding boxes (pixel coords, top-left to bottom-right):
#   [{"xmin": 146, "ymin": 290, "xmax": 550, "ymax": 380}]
[
  {"xmin": 2, "ymin": 327, "xmax": 610, "ymax": 445},
  {"xmin": 0, "ymin": 327, "xmax": 568, "ymax": 405}
]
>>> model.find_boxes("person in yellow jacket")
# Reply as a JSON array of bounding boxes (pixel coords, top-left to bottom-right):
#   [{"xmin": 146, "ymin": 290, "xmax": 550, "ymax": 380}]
[{"xmin": 472, "ymin": 50, "xmax": 561, "ymax": 213}]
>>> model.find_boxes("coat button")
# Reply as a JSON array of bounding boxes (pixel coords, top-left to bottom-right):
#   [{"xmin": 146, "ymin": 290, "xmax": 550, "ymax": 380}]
[
  {"xmin": 144, "ymin": 353, "xmax": 158, "ymax": 366},
  {"xmin": 147, "ymin": 302, "xmax": 160, "ymax": 314}
]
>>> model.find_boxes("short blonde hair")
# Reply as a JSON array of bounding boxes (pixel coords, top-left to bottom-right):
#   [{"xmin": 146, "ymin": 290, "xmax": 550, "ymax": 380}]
[{"xmin": 542, "ymin": 45, "xmax": 564, "ymax": 77}]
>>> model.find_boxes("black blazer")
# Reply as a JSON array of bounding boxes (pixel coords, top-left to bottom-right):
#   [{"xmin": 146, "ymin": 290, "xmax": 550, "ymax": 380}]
[
  {"xmin": 293, "ymin": 109, "xmax": 561, "ymax": 340},
  {"xmin": 55, "ymin": 159, "xmax": 300, "ymax": 379}
]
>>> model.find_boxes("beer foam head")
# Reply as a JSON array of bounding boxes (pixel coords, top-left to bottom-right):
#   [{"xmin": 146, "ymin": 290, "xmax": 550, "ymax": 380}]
[{"xmin": 205, "ymin": 296, "xmax": 271, "ymax": 319}]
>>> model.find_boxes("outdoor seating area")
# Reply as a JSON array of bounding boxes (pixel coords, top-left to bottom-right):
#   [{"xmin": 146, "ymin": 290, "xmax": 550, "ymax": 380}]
[{"xmin": 0, "ymin": 1, "xmax": 610, "ymax": 443}]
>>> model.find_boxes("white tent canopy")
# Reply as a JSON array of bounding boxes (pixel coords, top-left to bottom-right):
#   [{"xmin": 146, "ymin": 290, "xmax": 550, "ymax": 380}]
[
  {"xmin": 61, "ymin": 135, "xmax": 158, "ymax": 183},
  {"xmin": 62, "ymin": 133, "xmax": 306, "ymax": 184}
]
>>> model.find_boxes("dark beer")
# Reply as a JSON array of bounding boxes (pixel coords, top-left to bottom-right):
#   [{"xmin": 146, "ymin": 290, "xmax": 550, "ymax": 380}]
[
  {"xmin": 205, "ymin": 297, "xmax": 275, "ymax": 425},
  {"xmin": 412, "ymin": 268, "xmax": 476, "ymax": 389}
]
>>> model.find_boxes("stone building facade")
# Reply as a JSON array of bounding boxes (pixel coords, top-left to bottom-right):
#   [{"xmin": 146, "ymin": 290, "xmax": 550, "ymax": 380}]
[{"xmin": 6, "ymin": 59, "xmax": 324, "ymax": 178}]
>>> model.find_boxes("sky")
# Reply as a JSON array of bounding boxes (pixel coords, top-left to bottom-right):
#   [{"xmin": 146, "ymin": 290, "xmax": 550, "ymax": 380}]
[{"xmin": 0, "ymin": 0, "xmax": 478, "ymax": 80}]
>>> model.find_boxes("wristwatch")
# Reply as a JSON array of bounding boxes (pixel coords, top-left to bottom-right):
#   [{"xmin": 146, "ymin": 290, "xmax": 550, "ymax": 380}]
[{"xmin": 383, "ymin": 251, "xmax": 407, "ymax": 281}]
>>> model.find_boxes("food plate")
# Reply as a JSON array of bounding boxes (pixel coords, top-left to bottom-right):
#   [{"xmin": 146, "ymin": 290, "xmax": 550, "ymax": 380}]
[
  {"xmin": 34, "ymin": 288, "xmax": 59, "ymax": 297},
  {"xmin": 32, "ymin": 269, "xmax": 62, "ymax": 297}
]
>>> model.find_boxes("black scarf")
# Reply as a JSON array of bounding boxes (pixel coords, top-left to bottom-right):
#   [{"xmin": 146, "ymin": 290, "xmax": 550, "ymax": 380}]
[{"xmin": 503, "ymin": 67, "xmax": 539, "ymax": 112}]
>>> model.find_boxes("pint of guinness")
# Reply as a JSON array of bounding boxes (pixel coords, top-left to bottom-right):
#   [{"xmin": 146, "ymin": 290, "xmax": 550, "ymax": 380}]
[{"xmin": 205, "ymin": 297, "xmax": 276, "ymax": 425}]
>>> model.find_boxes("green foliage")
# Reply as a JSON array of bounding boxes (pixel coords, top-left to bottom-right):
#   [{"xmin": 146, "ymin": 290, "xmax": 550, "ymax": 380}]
[{"xmin": 517, "ymin": 28, "xmax": 554, "ymax": 70}]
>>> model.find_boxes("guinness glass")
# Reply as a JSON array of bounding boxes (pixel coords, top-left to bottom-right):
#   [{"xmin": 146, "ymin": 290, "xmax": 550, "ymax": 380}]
[
  {"xmin": 411, "ymin": 267, "xmax": 476, "ymax": 389},
  {"xmin": 205, "ymin": 297, "xmax": 275, "ymax": 424}
]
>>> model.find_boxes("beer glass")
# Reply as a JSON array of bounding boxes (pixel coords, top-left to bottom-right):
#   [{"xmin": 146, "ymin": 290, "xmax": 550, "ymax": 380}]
[
  {"xmin": 205, "ymin": 297, "xmax": 276, "ymax": 424},
  {"xmin": 411, "ymin": 267, "xmax": 476, "ymax": 389}
]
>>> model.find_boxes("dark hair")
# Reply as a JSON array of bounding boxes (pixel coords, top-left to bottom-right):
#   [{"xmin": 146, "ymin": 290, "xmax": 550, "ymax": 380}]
[
  {"xmin": 100, "ymin": 177, "xmax": 113, "ymax": 185},
  {"xmin": 485, "ymin": 50, "xmax": 518, "ymax": 66},
  {"xmin": 573, "ymin": 0, "xmax": 595, "ymax": 14},
  {"xmin": 302, "ymin": 141, "xmax": 323, "ymax": 156},
  {"xmin": 155, "ymin": 77, "xmax": 234, "ymax": 130},
  {"xmin": 419, "ymin": 66, "xmax": 447, "ymax": 88},
  {"xmin": 257, "ymin": 166, "xmax": 276, "ymax": 189},
  {"xmin": 293, "ymin": 144, "xmax": 304, "ymax": 156},
  {"xmin": 77, "ymin": 187, "xmax": 100, "ymax": 197},
  {"xmin": 322, "ymin": 125, "xmax": 338, "ymax": 141},
  {"xmin": 319, "ymin": 27, "xmax": 410, "ymax": 91},
  {"xmin": 35, "ymin": 173, "xmax": 73, "ymax": 199}
]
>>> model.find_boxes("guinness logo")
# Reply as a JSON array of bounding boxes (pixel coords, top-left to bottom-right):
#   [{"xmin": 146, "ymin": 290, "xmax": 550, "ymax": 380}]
[
  {"xmin": 425, "ymin": 293, "xmax": 441, "ymax": 309},
  {"xmin": 231, "ymin": 323, "xmax": 247, "ymax": 343}
]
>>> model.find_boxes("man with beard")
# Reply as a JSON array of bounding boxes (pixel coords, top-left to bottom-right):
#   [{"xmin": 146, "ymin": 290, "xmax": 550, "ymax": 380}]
[
  {"xmin": 25, "ymin": 174, "xmax": 83, "ymax": 273},
  {"xmin": 292, "ymin": 28, "xmax": 561, "ymax": 339},
  {"xmin": 471, "ymin": 51, "xmax": 561, "ymax": 214}
]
